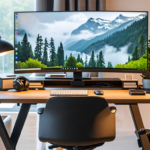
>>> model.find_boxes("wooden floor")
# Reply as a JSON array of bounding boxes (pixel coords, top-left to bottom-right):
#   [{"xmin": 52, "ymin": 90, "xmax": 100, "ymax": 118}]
[{"xmin": 16, "ymin": 113, "xmax": 37, "ymax": 150}]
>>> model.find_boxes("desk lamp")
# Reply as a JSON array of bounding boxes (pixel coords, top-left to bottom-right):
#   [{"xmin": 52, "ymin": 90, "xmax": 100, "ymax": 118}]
[{"xmin": 0, "ymin": 36, "xmax": 15, "ymax": 76}]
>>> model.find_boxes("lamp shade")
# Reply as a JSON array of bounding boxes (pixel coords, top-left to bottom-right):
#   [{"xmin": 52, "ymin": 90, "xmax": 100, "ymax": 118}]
[{"xmin": 0, "ymin": 36, "xmax": 14, "ymax": 56}]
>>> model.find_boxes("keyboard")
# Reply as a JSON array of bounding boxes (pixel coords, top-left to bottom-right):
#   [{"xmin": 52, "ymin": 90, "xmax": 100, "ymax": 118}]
[{"xmin": 50, "ymin": 90, "xmax": 88, "ymax": 96}]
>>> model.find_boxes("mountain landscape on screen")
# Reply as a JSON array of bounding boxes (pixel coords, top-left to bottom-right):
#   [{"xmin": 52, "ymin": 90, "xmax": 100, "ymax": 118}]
[{"xmin": 14, "ymin": 12, "xmax": 148, "ymax": 70}]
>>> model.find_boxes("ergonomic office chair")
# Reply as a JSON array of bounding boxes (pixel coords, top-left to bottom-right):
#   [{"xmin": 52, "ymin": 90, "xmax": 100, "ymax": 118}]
[{"xmin": 38, "ymin": 97, "xmax": 116, "ymax": 150}]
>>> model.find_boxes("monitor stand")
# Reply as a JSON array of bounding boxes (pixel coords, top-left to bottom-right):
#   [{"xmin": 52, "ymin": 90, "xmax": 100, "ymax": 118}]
[
  {"xmin": 29, "ymin": 72, "xmax": 87, "ymax": 87},
  {"xmin": 30, "ymin": 72, "xmax": 91, "ymax": 81},
  {"xmin": 30, "ymin": 72, "xmax": 66, "ymax": 78},
  {"xmin": 70, "ymin": 72, "xmax": 85, "ymax": 87}
]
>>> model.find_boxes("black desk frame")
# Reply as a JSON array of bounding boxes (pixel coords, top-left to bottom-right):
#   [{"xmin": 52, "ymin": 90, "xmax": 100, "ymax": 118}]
[{"xmin": 0, "ymin": 104, "xmax": 31, "ymax": 150}]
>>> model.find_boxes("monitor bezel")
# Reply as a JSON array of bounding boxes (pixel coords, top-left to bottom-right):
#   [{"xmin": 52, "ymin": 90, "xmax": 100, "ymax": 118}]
[{"xmin": 14, "ymin": 11, "xmax": 148, "ymax": 74}]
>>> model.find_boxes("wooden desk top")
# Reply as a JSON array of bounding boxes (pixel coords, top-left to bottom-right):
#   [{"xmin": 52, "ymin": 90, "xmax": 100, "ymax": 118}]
[{"xmin": 0, "ymin": 90, "xmax": 150, "ymax": 104}]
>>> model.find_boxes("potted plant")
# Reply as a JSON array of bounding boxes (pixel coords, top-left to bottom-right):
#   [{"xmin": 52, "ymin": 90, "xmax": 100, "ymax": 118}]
[{"xmin": 141, "ymin": 39, "xmax": 150, "ymax": 90}]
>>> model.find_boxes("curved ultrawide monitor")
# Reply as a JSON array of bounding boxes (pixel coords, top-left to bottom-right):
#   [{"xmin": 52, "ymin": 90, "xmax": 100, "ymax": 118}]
[{"xmin": 14, "ymin": 11, "xmax": 148, "ymax": 73}]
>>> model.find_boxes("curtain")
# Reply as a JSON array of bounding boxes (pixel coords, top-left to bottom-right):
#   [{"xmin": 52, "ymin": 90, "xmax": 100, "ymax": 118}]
[
  {"xmin": 36, "ymin": 0, "xmax": 54, "ymax": 11},
  {"xmin": 36, "ymin": 0, "xmax": 106, "ymax": 11}
]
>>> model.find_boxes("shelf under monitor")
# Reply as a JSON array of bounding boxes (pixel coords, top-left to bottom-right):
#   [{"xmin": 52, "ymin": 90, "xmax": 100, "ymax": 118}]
[{"xmin": 28, "ymin": 77, "xmax": 123, "ymax": 89}]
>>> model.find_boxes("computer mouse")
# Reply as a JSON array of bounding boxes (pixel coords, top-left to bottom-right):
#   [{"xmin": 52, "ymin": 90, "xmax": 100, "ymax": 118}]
[{"xmin": 94, "ymin": 90, "xmax": 104, "ymax": 95}]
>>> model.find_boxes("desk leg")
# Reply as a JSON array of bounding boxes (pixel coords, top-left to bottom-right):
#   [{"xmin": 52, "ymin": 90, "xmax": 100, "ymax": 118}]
[
  {"xmin": 10, "ymin": 104, "xmax": 31, "ymax": 150},
  {"xmin": 129, "ymin": 104, "xmax": 150, "ymax": 150},
  {"xmin": 0, "ymin": 116, "xmax": 13, "ymax": 150}
]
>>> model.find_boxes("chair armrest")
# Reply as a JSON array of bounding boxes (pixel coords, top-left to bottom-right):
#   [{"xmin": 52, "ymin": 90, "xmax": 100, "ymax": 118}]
[
  {"xmin": 137, "ymin": 128, "xmax": 150, "ymax": 139},
  {"xmin": 109, "ymin": 106, "xmax": 117, "ymax": 114},
  {"xmin": 38, "ymin": 108, "xmax": 45, "ymax": 115},
  {"xmin": 3, "ymin": 116, "xmax": 12, "ymax": 125}
]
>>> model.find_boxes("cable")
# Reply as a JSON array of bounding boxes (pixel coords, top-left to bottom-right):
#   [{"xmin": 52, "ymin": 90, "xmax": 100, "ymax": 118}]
[{"xmin": 92, "ymin": 82, "xmax": 114, "ymax": 87}]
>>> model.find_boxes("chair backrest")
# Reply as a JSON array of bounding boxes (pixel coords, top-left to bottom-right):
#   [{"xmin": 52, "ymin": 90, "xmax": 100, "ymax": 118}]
[{"xmin": 39, "ymin": 96, "xmax": 115, "ymax": 146}]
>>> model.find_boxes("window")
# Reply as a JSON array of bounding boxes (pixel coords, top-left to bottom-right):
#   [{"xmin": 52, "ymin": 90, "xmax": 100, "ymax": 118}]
[
  {"xmin": 0, "ymin": 0, "xmax": 35, "ymax": 74},
  {"xmin": 0, "ymin": 0, "xmax": 35, "ymax": 43},
  {"xmin": 0, "ymin": 0, "xmax": 35, "ymax": 111}
]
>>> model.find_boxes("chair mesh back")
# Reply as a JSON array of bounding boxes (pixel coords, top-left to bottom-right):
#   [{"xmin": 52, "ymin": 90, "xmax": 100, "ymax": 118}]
[{"xmin": 39, "ymin": 97, "xmax": 115, "ymax": 146}]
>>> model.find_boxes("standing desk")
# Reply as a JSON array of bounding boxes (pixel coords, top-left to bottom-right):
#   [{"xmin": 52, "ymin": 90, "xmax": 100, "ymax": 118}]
[{"xmin": 0, "ymin": 89, "xmax": 150, "ymax": 150}]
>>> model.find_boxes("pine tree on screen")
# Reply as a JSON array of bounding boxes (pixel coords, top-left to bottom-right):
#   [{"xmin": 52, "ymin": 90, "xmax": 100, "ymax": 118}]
[
  {"xmin": 138, "ymin": 34, "xmax": 145, "ymax": 57},
  {"xmin": 49, "ymin": 38, "xmax": 58, "ymax": 66},
  {"xmin": 50, "ymin": 38, "xmax": 55, "ymax": 66},
  {"xmin": 89, "ymin": 51, "xmax": 96, "ymax": 67},
  {"xmin": 65, "ymin": 55, "xmax": 68, "ymax": 63},
  {"xmin": 77, "ymin": 54, "xmax": 80, "ymax": 63},
  {"xmin": 21, "ymin": 33, "xmax": 31, "ymax": 62},
  {"xmin": 132, "ymin": 46, "xmax": 139, "ymax": 60},
  {"xmin": 85, "ymin": 55, "xmax": 88, "ymax": 67},
  {"xmin": 96, "ymin": 54, "xmax": 99, "ymax": 67},
  {"xmin": 17, "ymin": 41, "xmax": 22, "ymax": 61},
  {"xmin": 107, "ymin": 62, "xmax": 113, "ymax": 68},
  {"xmin": 57, "ymin": 46, "xmax": 61, "ymax": 66},
  {"xmin": 77, "ymin": 54, "xmax": 84, "ymax": 65},
  {"xmin": 60, "ymin": 42, "xmax": 64, "ymax": 66},
  {"xmin": 80, "ymin": 57, "xmax": 84, "ymax": 65},
  {"xmin": 38, "ymin": 35, "xmax": 43, "ymax": 61},
  {"xmin": 42, "ymin": 38, "xmax": 48, "ymax": 65},
  {"xmin": 34, "ymin": 34, "xmax": 40, "ymax": 59},
  {"xmin": 54, "ymin": 53, "xmax": 59, "ymax": 66},
  {"xmin": 99, "ymin": 51, "xmax": 105, "ymax": 68},
  {"xmin": 128, "ymin": 55, "xmax": 131, "ymax": 62},
  {"xmin": 29, "ymin": 44, "xmax": 33, "ymax": 59}
]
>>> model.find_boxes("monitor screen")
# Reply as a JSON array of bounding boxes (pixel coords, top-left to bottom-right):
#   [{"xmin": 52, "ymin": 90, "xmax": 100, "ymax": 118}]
[{"xmin": 14, "ymin": 11, "xmax": 148, "ymax": 73}]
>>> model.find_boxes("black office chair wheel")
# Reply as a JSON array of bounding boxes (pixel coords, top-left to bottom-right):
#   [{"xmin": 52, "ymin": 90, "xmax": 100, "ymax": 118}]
[
  {"xmin": 137, "ymin": 138, "xmax": 142, "ymax": 148},
  {"xmin": 48, "ymin": 145, "xmax": 73, "ymax": 150},
  {"xmin": 48, "ymin": 144, "xmax": 58, "ymax": 149}
]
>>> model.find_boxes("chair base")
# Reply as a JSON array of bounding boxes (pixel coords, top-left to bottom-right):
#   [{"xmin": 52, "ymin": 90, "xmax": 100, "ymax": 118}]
[{"xmin": 48, "ymin": 143, "xmax": 104, "ymax": 150}]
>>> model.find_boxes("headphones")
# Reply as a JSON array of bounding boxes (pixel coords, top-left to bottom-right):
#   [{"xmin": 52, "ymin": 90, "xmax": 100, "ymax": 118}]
[{"xmin": 13, "ymin": 76, "xmax": 29, "ymax": 92}]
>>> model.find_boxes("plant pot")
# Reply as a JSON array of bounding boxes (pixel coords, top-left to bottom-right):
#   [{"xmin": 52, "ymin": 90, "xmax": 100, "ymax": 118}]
[{"xmin": 143, "ymin": 79, "xmax": 150, "ymax": 90}]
